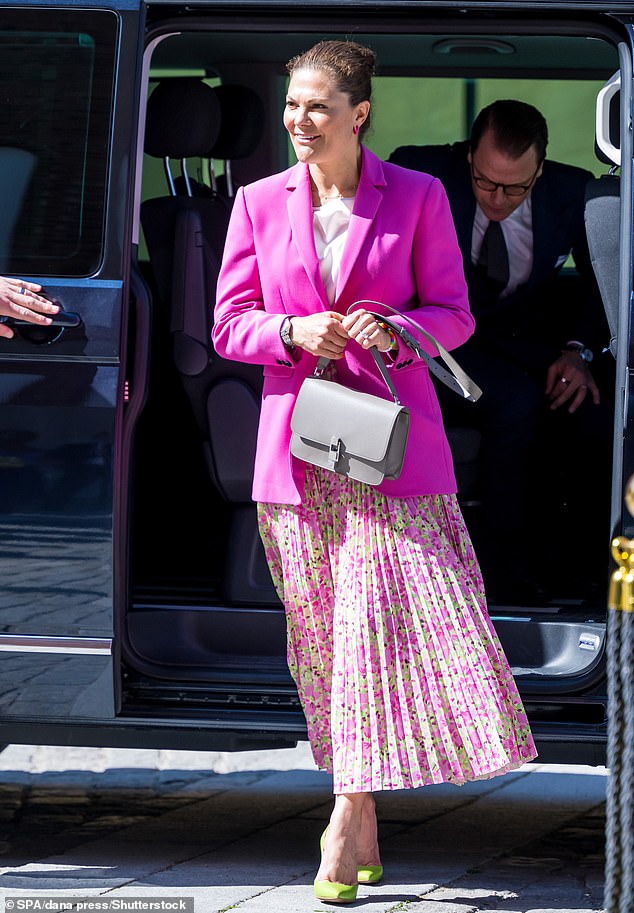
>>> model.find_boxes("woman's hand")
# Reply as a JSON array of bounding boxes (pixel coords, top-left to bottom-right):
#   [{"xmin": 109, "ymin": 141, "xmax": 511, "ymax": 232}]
[
  {"xmin": 290, "ymin": 312, "xmax": 349, "ymax": 359},
  {"xmin": 0, "ymin": 277, "xmax": 59, "ymax": 339},
  {"xmin": 342, "ymin": 308, "xmax": 394, "ymax": 353}
]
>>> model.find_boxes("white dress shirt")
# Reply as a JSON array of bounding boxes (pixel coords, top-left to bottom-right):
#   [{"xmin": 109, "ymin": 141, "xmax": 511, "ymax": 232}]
[{"xmin": 471, "ymin": 196, "xmax": 534, "ymax": 298}]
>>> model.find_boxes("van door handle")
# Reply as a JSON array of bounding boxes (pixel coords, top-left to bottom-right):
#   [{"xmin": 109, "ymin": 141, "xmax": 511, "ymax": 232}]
[
  {"xmin": 0, "ymin": 309, "xmax": 82, "ymax": 329},
  {"xmin": 0, "ymin": 309, "xmax": 83, "ymax": 344}
]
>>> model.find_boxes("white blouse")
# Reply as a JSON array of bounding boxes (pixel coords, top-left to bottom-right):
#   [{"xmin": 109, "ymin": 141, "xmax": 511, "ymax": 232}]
[{"xmin": 313, "ymin": 197, "xmax": 354, "ymax": 305}]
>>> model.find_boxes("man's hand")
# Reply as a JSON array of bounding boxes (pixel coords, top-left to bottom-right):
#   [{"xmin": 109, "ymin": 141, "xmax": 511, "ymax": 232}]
[
  {"xmin": 0, "ymin": 277, "xmax": 59, "ymax": 339},
  {"xmin": 545, "ymin": 351, "xmax": 600, "ymax": 413},
  {"xmin": 289, "ymin": 312, "xmax": 349, "ymax": 359}
]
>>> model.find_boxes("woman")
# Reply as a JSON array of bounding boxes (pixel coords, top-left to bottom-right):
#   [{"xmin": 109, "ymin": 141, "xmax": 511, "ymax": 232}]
[{"xmin": 213, "ymin": 39, "xmax": 537, "ymax": 904}]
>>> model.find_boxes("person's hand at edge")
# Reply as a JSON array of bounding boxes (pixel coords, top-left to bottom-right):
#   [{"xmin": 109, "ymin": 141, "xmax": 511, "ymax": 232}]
[{"xmin": 0, "ymin": 277, "xmax": 60, "ymax": 339}]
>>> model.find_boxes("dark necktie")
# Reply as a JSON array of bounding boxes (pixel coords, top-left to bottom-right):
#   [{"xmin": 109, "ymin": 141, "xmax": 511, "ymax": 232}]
[{"xmin": 477, "ymin": 220, "xmax": 510, "ymax": 295}]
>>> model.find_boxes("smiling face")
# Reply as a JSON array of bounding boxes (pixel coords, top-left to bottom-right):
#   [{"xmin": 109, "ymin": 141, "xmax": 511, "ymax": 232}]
[
  {"xmin": 283, "ymin": 68, "xmax": 369, "ymax": 169},
  {"xmin": 468, "ymin": 127, "xmax": 543, "ymax": 222}
]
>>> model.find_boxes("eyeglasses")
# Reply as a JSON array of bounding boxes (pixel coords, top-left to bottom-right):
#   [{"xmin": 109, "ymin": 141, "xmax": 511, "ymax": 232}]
[{"xmin": 470, "ymin": 161, "xmax": 541, "ymax": 197}]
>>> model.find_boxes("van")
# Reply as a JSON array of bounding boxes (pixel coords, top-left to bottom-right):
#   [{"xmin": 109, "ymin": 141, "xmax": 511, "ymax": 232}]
[{"xmin": 0, "ymin": 0, "xmax": 627, "ymax": 765}]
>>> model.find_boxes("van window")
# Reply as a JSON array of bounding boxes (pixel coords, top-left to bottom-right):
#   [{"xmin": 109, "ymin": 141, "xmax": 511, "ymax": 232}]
[
  {"xmin": 368, "ymin": 77, "xmax": 604, "ymax": 176},
  {"xmin": 0, "ymin": 9, "xmax": 118, "ymax": 277}
]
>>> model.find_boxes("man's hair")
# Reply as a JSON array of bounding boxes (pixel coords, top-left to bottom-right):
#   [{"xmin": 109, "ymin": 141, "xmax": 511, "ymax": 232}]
[{"xmin": 470, "ymin": 99, "xmax": 548, "ymax": 163}]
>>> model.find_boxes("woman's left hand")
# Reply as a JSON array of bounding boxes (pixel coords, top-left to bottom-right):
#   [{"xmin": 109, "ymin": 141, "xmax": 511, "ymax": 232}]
[{"xmin": 342, "ymin": 309, "xmax": 393, "ymax": 353}]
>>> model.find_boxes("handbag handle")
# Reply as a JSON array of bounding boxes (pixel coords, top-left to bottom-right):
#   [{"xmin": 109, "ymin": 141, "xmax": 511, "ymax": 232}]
[
  {"xmin": 349, "ymin": 300, "xmax": 482, "ymax": 403},
  {"xmin": 315, "ymin": 346, "xmax": 402, "ymax": 404}
]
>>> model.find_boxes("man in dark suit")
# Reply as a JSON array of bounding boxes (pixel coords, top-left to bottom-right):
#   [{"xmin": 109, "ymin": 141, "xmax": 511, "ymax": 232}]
[{"xmin": 390, "ymin": 100, "xmax": 612, "ymax": 603}]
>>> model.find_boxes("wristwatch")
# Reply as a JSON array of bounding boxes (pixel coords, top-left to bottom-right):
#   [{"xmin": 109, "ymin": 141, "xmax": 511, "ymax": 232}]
[
  {"xmin": 280, "ymin": 316, "xmax": 295, "ymax": 350},
  {"xmin": 563, "ymin": 342, "xmax": 594, "ymax": 363}
]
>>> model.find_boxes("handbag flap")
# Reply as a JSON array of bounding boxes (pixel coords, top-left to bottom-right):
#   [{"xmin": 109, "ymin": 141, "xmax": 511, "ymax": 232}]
[{"xmin": 291, "ymin": 376, "xmax": 407, "ymax": 462}]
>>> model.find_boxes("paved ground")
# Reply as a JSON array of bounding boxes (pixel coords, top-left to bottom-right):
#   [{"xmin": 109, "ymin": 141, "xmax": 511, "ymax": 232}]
[{"xmin": 0, "ymin": 743, "xmax": 606, "ymax": 912}]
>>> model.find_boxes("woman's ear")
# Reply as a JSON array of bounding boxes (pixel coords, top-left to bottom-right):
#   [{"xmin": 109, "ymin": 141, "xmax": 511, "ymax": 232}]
[{"xmin": 355, "ymin": 100, "xmax": 371, "ymax": 130}]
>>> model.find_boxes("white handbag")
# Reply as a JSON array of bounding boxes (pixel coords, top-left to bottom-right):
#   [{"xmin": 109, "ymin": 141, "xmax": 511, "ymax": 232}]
[
  {"xmin": 290, "ymin": 346, "xmax": 410, "ymax": 485},
  {"xmin": 289, "ymin": 301, "xmax": 481, "ymax": 486}
]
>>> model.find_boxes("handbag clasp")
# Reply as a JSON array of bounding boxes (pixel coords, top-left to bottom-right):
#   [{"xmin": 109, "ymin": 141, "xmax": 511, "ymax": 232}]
[{"xmin": 328, "ymin": 436, "xmax": 342, "ymax": 468}]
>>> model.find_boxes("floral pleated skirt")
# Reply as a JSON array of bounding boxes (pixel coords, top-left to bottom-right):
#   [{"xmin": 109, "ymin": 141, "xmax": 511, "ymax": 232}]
[{"xmin": 257, "ymin": 465, "xmax": 537, "ymax": 794}]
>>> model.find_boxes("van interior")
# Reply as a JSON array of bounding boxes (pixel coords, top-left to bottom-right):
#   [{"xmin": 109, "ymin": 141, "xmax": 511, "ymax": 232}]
[{"xmin": 123, "ymin": 14, "xmax": 622, "ymax": 756}]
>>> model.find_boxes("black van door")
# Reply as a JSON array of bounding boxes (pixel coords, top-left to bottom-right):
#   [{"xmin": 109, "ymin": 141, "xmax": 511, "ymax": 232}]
[{"xmin": 0, "ymin": 2, "xmax": 142, "ymax": 731}]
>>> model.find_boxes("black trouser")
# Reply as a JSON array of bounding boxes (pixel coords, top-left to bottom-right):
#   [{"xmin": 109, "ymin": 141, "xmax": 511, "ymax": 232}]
[{"xmin": 435, "ymin": 339, "xmax": 614, "ymax": 595}]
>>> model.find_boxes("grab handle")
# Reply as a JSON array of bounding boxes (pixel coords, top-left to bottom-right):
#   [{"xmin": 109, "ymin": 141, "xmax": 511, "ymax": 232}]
[{"xmin": 596, "ymin": 71, "xmax": 621, "ymax": 168}]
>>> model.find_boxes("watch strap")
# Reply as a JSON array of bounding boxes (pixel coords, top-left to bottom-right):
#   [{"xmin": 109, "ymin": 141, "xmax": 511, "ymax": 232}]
[
  {"xmin": 280, "ymin": 316, "xmax": 295, "ymax": 350},
  {"xmin": 563, "ymin": 342, "xmax": 593, "ymax": 363}
]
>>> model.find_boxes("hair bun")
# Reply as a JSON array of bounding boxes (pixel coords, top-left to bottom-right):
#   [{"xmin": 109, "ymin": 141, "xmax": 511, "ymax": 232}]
[{"xmin": 286, "ymin": 39, "xmax": 376, "ymax": 136}]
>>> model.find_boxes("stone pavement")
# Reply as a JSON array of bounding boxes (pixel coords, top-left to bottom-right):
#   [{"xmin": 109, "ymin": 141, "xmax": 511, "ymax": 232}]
[{"xmin": 0, "ymin": 743, "xmax": 606, "ymax": 912}]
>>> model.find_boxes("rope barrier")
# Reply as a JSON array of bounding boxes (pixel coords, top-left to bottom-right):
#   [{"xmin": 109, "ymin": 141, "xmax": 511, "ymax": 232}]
[
  {"xmin": 605, "ymin": 536, "xmax": 634, "ymax": 912},
  {"xmin": 605, "ymin": 603, "xmax": 622, "ymax": 911}
]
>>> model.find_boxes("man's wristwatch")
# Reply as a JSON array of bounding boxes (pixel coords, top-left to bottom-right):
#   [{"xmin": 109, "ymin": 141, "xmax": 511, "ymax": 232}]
[
  {"xmin": 563, "ymin": 342, "xmax": 594, "ymax": 363},
  {"xmin": 280, "ymin": 316, "xmax": 295, "ymax": 350}
]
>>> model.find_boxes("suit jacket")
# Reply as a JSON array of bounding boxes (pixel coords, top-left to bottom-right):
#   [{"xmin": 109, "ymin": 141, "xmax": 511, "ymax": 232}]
[
  {"xmin": 212, "ymin": 146, "xmax": 474, "ymax": 505},
  {"xmin": 389, "ymin": 140, "xmax": 605, "ymax": 372}
]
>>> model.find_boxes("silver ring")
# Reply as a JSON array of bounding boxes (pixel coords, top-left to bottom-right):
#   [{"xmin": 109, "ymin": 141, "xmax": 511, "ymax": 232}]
[
  {"xmin": 359, "ymin": 330, "xmax": 369, "ymax": 340},
  {"xmin": 560, "ymin": 377, "xmax": 569, "ymax": 384},
  {"xmin": 19, "ymin": 287, "xmax": 25, "ymax": 295}
]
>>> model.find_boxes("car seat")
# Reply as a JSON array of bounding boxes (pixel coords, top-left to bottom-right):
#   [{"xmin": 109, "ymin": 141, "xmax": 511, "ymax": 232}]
[
  {"xmin": 208, "ymin": 83, "xmax": 266, "ymax": 198},
  {"xmin": 585, "ymin": 73, "xmax": 621, "ymax": 358},
  {"xmin": 141, "ymin": 77, "xmax": 279, "ymax": 605}
]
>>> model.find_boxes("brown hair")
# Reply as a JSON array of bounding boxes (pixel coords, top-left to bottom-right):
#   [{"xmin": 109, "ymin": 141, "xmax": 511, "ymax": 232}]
[
  {"xmin": 470, "ymin": 99, "xmax": 548, "ymax": 163},
  {"xmin": 286, "ymin": 39, "xmax": 376, "ymax": 137}
]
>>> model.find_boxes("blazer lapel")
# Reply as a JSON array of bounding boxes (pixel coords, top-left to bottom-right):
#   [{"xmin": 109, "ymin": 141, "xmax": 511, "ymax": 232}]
[
  {"xmin": 286, "ymin": 164, "xmax": 328, "ymax": 307},
  {"xmin": 335, "ymin": 147, "xmax": 386, "ymax": 301}
]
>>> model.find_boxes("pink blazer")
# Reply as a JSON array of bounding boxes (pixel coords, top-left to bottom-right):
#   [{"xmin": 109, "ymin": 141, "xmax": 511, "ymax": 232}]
[{"xmin": 212, "ymin": 146, "xmax": 474, "ymax": 505}]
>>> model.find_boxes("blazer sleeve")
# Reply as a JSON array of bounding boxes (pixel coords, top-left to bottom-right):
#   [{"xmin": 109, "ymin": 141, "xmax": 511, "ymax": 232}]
[
  {"xmin": 388, "ymin": 175, "xmax": 474, "ymax": 356},
  {"xmin": 212, "ymin": 186, "xmax": 294, "ymax": 365},
  {"xmin": 388, "ymin": 143, "xmax": 454, "ymax": 180}
]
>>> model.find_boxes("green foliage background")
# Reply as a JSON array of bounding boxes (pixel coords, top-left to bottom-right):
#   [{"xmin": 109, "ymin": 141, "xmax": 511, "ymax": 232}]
[{"xmin": 367, "ymin": 77, "xmax": 606, "ymax": 175}]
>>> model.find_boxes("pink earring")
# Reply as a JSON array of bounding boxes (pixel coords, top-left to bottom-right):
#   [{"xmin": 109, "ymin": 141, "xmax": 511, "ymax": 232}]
[{"xmin": 353, "ymin": 124, "xmax": 360, "ymax": 136}]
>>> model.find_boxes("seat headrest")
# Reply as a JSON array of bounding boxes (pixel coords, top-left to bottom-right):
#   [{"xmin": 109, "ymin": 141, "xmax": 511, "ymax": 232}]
[
  {"xmin": 210, "ymin": 85, "xmax": 265, "ymax": 160},
  {"xmin": 145, "ymin": 78, "xmax": 222, "ymax": 159}
]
